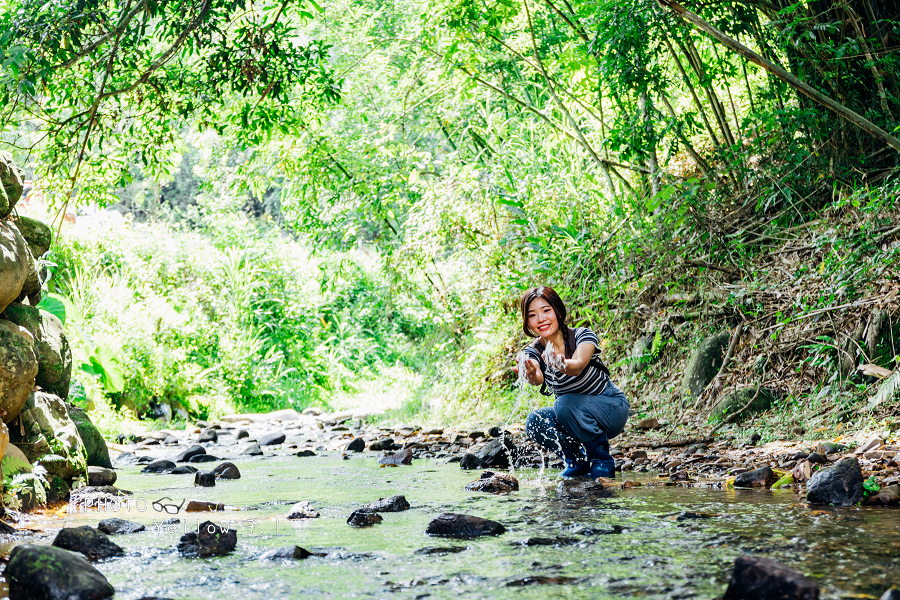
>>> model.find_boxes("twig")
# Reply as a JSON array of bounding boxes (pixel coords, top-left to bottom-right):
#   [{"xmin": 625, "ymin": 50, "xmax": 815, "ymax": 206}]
[
  {"xmin": 710, "ymin": 384, "xmax": 762, "ymax": 434},
  {"xmin": 681, "ymin": 257, "xmax": 741, "ymax": 277}
]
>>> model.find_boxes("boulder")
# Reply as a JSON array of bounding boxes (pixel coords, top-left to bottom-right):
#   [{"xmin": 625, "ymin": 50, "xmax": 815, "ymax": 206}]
[
  {"xmin": 681, "ymin": 331, "xmax": 730, "ymax": 401},
  {"xmin": 6, "ymin": 544, "xmax": 115, "ymax": 600},
  {"xmin": 67, "ymin": 406, "xmax": 112, "ymax": 468},
  {"xmin": 198, "ymin": 428, "xmax": 217, "ymax": 443},
  {"xmin": 425, "ymin": 513, "xmax": 505, "ymax": 538},
  {"xmin": 171, "ymin": 465, "xmax": 198, "ymax": 475},
  {"xmin": 259, "ymin": 545, "xmax": 321, "ymax": 560},
  {"xmin": 141, "ymin": 460, "xmax": 176, "ymax": 474},
  {"xmin": 174, "ymin": 445, "xmax": 206, "ymax": 462},
  {"xmin": 733, "ymin": 467, "xmax": 777, "ymax": 488},
  {"xmin": 13, "ymin": 215, "xmax": 52, "ymax": 259},
  {"xmin": 259, "ymin": 432, "xmax": 286, "ymax": 446},
  {"xmin": 236, "ymin": 429, "xmax": 249, "ymax": 439},
  {"xmin": 211, "ymin": 461, "xmax": 241, "ymax": 479},
  {"xmin": 475, "ymin": 437, "xmax": 516, "ymax": 468},
  {"xmin": 465, "ymin": 471, "xmax": 519, "ymax": 493},
  {"xmin": 177, "ymin": 521, "xmax": 236, "ymax": 557},
  {"xmin": 366, "ymin": 495, "xmax": 410, "ymax": 512},
  {"xmin": 460, "ymin": 453, "xmax": 488, "ymax": 470},
  {"xmin": 295, "ymin": 449, "xmax": 316, "ymax": 457},
  {"xmin": 194, "ymin": 472, "xmax": 216, "ymax": 487},
  {"xmin": 723, "ymin": 555, "xmax": 819, "ymax": 600},
  {"xmin": 185, "ymin": 500, "xmax": 225, "ymax": 512},
  {"xmin": 0, "ymin": 152, "xmax": 23, "ymax": 218},
  {"xmin": 629, "ymin": 334, "xmax": 655, "ymax": 373},
  {"xmin": 52, "ymin": 525, "xmax": 125, "ymax": 560},
  {"xmin": 12, "ymin": 391, "xmax": 87, "ymax": 481},
  {"xmin": 347, "ymin": 508, "xmax": 383, "ymax": 527},
  {"xmin": 346, "ymin": 437, "xmax": 365, "ymax": 452},
  {"xmin": 188, "ymin": 454, "xmax": 219, "ymax": 463},
  {"xmin": 17, "ymin": 247, "xmax": 40, "ymax": 305},
  {"xmin": 2, "ymin": 303, "xmax": 72, "ymax": 398},
  {"xmin": 0, "ymin": 319, "xmax": 38, "ymax": 423},
  {"xmin": 868, "ymin": 484, "xmax": 900, "ymax": 506},
  {"xmin": 368, "ymin": 438, "xmax": 395, "ymax": 451},
  {"xmin": 240, "ymin": 442, "xmax": 263, "ymax": 456},
  {"xmin": 710, "ymin": 386, "xmax": 776, "ymax": 422},
  {"xmin": 806, "ymin": 457, "xmax": 864, "ymax": 506},
  {"xmin": 87, "ymin": 466, "xmax": 116, "ymax": 487},
  {"xmin": 286, "ymin": 501, "xmax": 320, "ymax": 519},
  {"xmin": 0, "ymin": 222, "xmax": 31, "ymax": 314},
  {"xmin": 98, "ymin": 518, "xmax": 145, "ymax": 535}
]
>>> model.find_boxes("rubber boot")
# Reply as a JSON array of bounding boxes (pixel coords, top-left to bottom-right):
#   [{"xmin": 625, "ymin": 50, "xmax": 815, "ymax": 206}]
[
  {"xmin": 559, "ymin": 444, "xmax": 590, "ymax": 478},
  {"xmin": 587, "ymin": 458, "xmax": 616, "ymax": 479},
  {"xmin": 584, "ymin": 433, "xmax": 615, "ymax": 479}
]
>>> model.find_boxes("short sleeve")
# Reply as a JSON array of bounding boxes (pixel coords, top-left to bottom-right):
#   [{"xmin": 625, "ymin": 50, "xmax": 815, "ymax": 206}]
[{"xmin": 575, "ymin": 328, "xmax": 600, "ymax": 352}]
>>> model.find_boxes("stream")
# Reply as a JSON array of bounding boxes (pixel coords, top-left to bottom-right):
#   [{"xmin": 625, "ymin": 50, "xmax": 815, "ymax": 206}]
[{"xmin": 2, "ymin": 449, "xmax": 898, "ymax": 599}]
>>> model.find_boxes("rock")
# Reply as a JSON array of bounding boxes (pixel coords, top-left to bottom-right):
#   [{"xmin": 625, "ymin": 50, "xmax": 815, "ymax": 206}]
[
  {"xmin": 211, "ymin": 461, "xmax": 240, "ymax": 479},
  {"xmin": 188, "ymin": 454, "xmax": 219, "ymax": 463},
  {"xmin": 0, "ymin": 223, "xmax": 30, "ymax": 315},
  {"xmin": 556, "ymin": 479, "xmax": 614, "ymax": 499},
  {"xmin": 295, "ymin": 449, "xmax": 316, "ymax": 457},
  {"xmin": 52, "ymin": 525, "xmax": 125, "ymax": 560},
  {"xmin": 12, "ymin": 391, "xmax": 87, "ymax": 481},
  {"xmin": 733, "ymin": 467, "xmax": 777, "ymax": 488},
  {"xmin": 0, "ymin": 152, "xmax": 24, "ymax": 217},
  {"xmin": 347, "ymin": 508, "xmax": 383, "ymax": 527},
  {"xmin": 680, "ymin": 331, "xmax": 730, "ymax": 401},
  {"xmin": 475, "ymin": 437, "xmax": 516, "ymax": 468},
  {"xmin": 194, "ymin": 472, "xmax": 216, "ymax": 487},
  {"xmin": 749, "ymin": 432, "xmax": 762, "ymax": 445},
  {"xmin": 98, "ymin": 518, "xmax": 146, "ymax": 535},
  {"xmin": 185, "ymin": 500, "xmax": 225, "ymax": 512},
  {"xmin": 629, "ymin": 334, "xmax": 655, "ymax": 373},
  {"xmin": 2, "ymin": 303, "xmax": 72, "ymax": 398},
  {"xmin": 806, "ymin": 457, "xmax": 863, "ymax": 506},
  {"xmin": 236, "ymin": 429, "xmax": 249, "ymax": 439},
  {"xmin": 240, "ymin": 442, "xmax": 263, "ymax": 456},
  {"xmin": 345, "ymin": 437, "xmax": 365, "ymax": 452},
  {"xmin": 368, "ymin": 438, "xmax": 394, "ymax": 451},
  {"xmin": 868, "ymin": 484, "xmax": 900, "ymax": 506},
  {"xmin": 807, "ymin": 452, "xmax": 827, "ymax": 464},
  {"xmin": 723, "ymin": 555, "xmax": 819, "ymax": 600},
  {"xmin": 2, "ymin": 440, "xmax": 31, "ymax": 478},
  {"xmin": 460, "ymin": 453, "xmax": 488, "ymax": 470},
  {"xmin": 67, "ymin": 407, "xmax": 112, "ymax": 469},
  {"xmin": 6, "ymin": 544, "xmax": 115, "ymax": 600},
  {"xmin": 816, "ymin": 441, "xmax": 845, "ymax": 455},
  {"xmin": 286, "ymin": 501, "xmax": 320, "ymax": 519},
  {"xmin": 13, "ymin": 215, "xmax": 52, "ymax": 259},
  {"xmin": 87, "ymin": 466, "xmax": 116, "ymax": 487},
  {"xmin": 710, "ymin": 386, "xmax": 776, "ymax": 422},
  {"xmin": 378, "ymin": 448, "xmax": 413, "ymax": 466},
  {"xmin": 259, "ymin": 545, "xmax": 322, "ymax": 560},
  {"xmin": 0, "ymin": 319, "xmax": 38, "ymax": 423},
  {"xmin": 488, "ymin": 426, "xmax": 503, "ymax": 437},
  {"xmin": 425, "ymin": 513, "xmax": 505, "ymax": 538},
  {"xmin": 174, "ymin": 445, "xmax": 206, "ymax": 462},
  {"xmin": 177, "ymin": 521, "xmax": 236, "ymax": 557},
  {"xmin": 415, "ymin": 546, "xmax": 467, "ymax": 555},
  {"xmin": 465, "ymin": 471, "xmax": 519, "ymax": 493},
  {"xmin": 637, "ymin": 417, "xmax": 660, "ymax": 430},
  {"xmin": 171, "ymin": 465, "xmax": 198, "ymax": 474},
  {"xmin": 366, "ymin": 495, "xmax": 410, "ymax": 512},
  {"xmin": 855, "ymin": 434, "xmax": 883, "ymax": 455},
  {"xmin": 141, "ymin": 460, "xmax": 176, "ymax": 474},
  {"xmin": 259, "ymin": 432, "xmax": 286, "ymax": 446},
  {"xmin": 198, "ymin": 428, "xmax": 217, "ymax": 443}
]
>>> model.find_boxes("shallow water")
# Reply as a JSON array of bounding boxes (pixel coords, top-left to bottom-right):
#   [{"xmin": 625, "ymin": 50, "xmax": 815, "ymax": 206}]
[{"xmin": 5, "ymin": 452, "xmax": 900, "ymax": 599}]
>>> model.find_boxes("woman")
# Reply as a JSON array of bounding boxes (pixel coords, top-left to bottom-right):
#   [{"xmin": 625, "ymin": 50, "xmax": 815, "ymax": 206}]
[{"xmin": 512, "ymin": 286, "xmax": 629, "ymax": 479}]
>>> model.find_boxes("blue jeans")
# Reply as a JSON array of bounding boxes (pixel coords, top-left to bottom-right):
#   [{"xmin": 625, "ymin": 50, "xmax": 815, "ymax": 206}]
[{"xmin": 525, "ymin": 382, "xmax": 630, "ymax": 461}]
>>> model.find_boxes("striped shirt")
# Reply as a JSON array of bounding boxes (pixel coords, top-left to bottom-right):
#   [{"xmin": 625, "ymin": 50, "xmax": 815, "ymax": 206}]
[{"xmin": 524, "ymin": 327, "xmax": 610, "ymax": 397}]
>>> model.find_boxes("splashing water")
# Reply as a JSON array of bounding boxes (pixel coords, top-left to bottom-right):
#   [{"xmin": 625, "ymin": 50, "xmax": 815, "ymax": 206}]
[{"xmin": 542, "ymin": 340, "xmax": 566, "ymax": 371}]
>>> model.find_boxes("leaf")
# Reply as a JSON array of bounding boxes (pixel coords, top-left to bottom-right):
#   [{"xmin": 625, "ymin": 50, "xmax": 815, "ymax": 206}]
[
  {"xmin": 867, "ymin": 370, "xmax": 900, "ymax": 409},
  {"xmin": 771, "ymin": 472, "xmax": 794, "ymax": 489},
  {"xmin": 858, "ymin": 363, "xmax": 892, "ymax": 379},
  {"xmin": 36, "ymin": 295, "xmax": 66, "ymax": 324},
  {"xmin": 92, "ymin": 343, "xmax": 125, "ymax": 393}
]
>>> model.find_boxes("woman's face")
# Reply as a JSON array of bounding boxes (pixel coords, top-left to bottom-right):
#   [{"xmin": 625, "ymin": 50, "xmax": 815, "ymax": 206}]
[{"xmin": 527, "ymin": 297, "xmax": 558, "ymax": 338}]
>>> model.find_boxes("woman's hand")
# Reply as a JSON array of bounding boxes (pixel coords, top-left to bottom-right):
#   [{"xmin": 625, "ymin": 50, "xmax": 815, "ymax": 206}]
[{"xmin": 512, "ymin": 358, "xmax": 544, "ymax": 386}]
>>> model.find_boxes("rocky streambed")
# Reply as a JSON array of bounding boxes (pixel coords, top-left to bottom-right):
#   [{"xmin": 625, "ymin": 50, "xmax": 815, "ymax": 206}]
[{"xmin": 0, "ymin": 410, "xmax": 898, "ymax": 599}]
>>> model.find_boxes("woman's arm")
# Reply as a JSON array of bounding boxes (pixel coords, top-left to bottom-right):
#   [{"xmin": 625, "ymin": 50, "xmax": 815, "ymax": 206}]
[
  {"xmin": 557, "ymin": 343, "xmax": 596, "ymax": 376},
  {"xmin": 511, "ymin": 358, "xmax": 544, "ymax": 386}
]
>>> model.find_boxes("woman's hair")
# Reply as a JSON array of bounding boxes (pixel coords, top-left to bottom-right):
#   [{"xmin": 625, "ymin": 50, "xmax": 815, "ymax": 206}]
[{"xmin": 520, "ymin": 286, "xmax": 572, "ymax": 356}]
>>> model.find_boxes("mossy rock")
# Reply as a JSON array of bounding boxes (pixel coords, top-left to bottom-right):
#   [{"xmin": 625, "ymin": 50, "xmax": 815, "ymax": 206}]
[
  {"xmin": 68, "ymin": 406, "xmax": 112, "ymax": 469},
  {"xmin": 2, "ymin": 303, "xmax": 72, "ymax": 398},
  {"xmin": 13, "ymin": 215, "xmax": 52, "ymax": 259},
  {"xmin": 710, "ymin": 386, "xmax": 776, "ymax": 422},
  {"xmin": 681, "ymin": 331, "xmax": 731, "ymax": 401},
  {"xmin": 629, "ymin": 335, "xmax": 655, "ymax": 373},
  {"xmin": 0, "ymin": 319, "xmax": 39, "ymax": 423},
  {"xmin": 10, "ymin": 391, "xmax": 88, "ymax": 481},
  {"xmin": 0, "ymin": 151, "xmax": 23, "ymax": 218}
]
